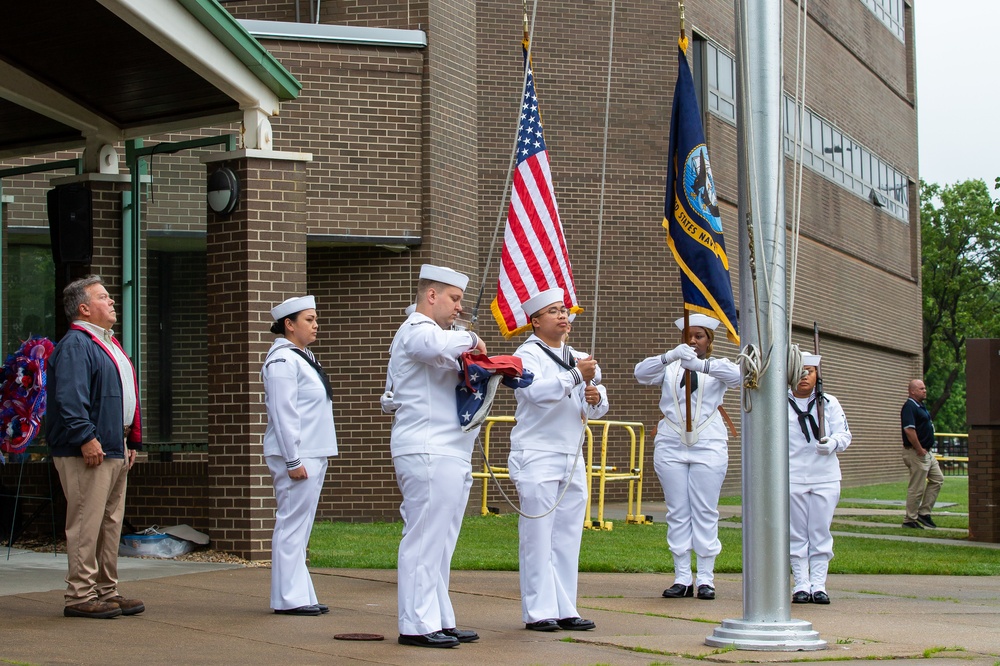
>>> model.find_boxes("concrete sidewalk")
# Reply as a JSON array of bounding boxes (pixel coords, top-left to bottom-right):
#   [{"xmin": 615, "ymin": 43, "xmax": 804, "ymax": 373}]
[{"xmin": 2, "ymin": 546, "xmax": 998, "ymax": 665}]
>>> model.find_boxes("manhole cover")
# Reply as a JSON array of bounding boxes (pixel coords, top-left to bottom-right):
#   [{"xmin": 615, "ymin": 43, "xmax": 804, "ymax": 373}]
[{"xmin": 334, "ymin": 633, "xmax": 385, "ymax": 641}]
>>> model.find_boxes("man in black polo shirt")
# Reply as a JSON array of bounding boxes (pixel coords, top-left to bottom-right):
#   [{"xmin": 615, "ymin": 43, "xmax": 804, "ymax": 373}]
[{"xmin": 899, "ymin": 379, "xmax": 944, "ymax": 529}]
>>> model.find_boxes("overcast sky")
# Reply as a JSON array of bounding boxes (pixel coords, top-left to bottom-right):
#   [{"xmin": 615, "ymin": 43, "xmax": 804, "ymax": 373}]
[{"xmin": 914, "ymin": 0, "xmax": 1000, "ymax": 189}]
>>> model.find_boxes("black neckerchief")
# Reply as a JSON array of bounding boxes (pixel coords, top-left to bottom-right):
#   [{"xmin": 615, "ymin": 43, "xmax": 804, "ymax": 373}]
[
  {"xmin": 289, "ymin": 348, "xmax": 333, "ymax": 402},
  {"xmin": 788, "ymin": 395, "xmax": 820, "ymax": 442},
  {"xmin": 679, "ymin": 370, "xmax": 698, "ymax": 392},
  {"xmin": 533, "ymin": 341, "xmax": 576, "ymax": 371},
  {"xmin": 266, "ymin": 343, "xmax": 333, "ymax": 402}
]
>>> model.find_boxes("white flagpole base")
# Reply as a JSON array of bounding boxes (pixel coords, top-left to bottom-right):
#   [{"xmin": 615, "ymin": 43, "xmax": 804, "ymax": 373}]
[
  {"xmin": 705, "ymin": 618, "xmax": 826, "ymax": 651},
  {"xmin": 680, "ymin": 430, "xmax": 699, "ymax": 446}
]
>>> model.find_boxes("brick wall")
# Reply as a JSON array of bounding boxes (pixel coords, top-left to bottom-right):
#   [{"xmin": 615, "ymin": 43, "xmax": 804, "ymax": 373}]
[
  {"xmin": 126, "ymin": 460, "xmax": 211, "ymax": 533},
  {"xmin": 968, "ymin": 427, "xmax": 1000, "ymax": 543},
  {"xmin": 307, "ymin": 246, "xmax": 414, "ymax": 522}
]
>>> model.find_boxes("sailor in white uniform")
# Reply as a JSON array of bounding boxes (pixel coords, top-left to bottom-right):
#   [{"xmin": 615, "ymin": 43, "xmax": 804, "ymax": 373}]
[
  {"xmin": 634, "ymin": 313, "xmax": 740, "ymax": 600},
  {"xmin": 788, "ymin": 353, "xmax": 851, "ymax": 605},
  {"xmin": 387, "ymin": 264, "xmax": 487, "ymax": 649},
  {"xmin": 509, "ymin": 289, "xmax": 607, "ymax": 632},
  {"xmin": 262, "ymin": 295, "xmax": 338, "ymax": 616}
]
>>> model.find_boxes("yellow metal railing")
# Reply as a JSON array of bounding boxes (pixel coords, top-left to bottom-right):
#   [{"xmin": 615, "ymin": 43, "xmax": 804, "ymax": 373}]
[
  {"xmin": 472, "ymin": 416, "xmax": 649, "ymax": 530},
  {"xmin": 933, "ymin": 432, "xmax": 969, "ymax": 476},
  {"xmin": 472, "ymin": 416, "xmax": 515, "ymax": 516}
]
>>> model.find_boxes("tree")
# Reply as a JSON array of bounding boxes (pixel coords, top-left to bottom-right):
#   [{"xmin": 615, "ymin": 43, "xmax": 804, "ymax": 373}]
[{"xmin": 919, "ymin": 178, "xmax": 1000, "ymax": 431}]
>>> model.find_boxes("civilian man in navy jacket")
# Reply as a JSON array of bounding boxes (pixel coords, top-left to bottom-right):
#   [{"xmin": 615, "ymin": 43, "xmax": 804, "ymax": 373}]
[{"xmin": 47, "ymin": 276, "xmax": 144, "ymax": 619}]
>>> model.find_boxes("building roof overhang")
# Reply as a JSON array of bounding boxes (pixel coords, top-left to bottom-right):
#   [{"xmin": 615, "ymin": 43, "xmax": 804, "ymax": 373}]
[{"xmin": 0, "ymin": 0, "xmax": 301, "ymax": 160}]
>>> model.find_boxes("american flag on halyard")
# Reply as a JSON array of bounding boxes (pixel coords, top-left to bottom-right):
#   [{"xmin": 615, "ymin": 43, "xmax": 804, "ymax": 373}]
[
  {"xmin": 491, "ymin": 39, "xmax": 580, "ymax": 338},
  {"xmin": 664, "ymin": 38, "xmax": 740, "ymax": 345}
]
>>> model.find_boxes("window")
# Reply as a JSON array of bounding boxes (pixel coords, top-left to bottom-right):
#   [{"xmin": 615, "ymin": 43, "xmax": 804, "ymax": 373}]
[
  {"xmin": 3, "ymin": 244, "xmax": 56, "ymax": 356},
  {"xmin": 783, "ymin": 96, "xmax": 909, "ymax": 222},
  {"xmin": 859, "ymin": 0, "xmax": 905, "ymax": 42},
  {"xmin": 692, "ymin": 31, "xmax": 910, "ymax": 222},
  {"xmin": 692, "ymin": 34, "xmax": 737, "ymax": 125}
]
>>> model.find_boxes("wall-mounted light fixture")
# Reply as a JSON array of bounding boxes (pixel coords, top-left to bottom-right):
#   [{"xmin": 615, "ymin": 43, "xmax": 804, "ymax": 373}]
[{"xmin": 207, "ymin": 167, "xmax": 240, "ymax": 216}]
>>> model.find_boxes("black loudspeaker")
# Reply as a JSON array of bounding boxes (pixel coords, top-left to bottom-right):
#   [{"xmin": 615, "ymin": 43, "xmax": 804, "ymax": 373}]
[{"xmin": 47, "ymin": 184, "xmax": 93, "ymax": 264}]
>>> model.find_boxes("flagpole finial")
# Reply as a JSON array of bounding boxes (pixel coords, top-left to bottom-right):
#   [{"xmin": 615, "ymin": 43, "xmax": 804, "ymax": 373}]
[
  {"xmin": 523, "ymin": 0, "xmax": 529, "ymax": 40},
  {"xmin": 678, "ymin": 2, "xmax": 688, "ymax": 53}
]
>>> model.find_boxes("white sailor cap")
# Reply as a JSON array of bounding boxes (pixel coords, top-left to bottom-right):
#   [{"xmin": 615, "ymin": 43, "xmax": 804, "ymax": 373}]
[
  {"xmin": 674, "ymin": 313, "xmax": 721, "ymax": 331},
  {"xmin": 419, "ymin": 264, "xmax": 469, "ymax": 291},
  {"xmin": 522, "ymin": 288, "xmax": 565, "ymax": 318},
  {"xmin": 271, "ymin": 295, "xmax": 316, "ymax": 321},
  {"xmin": 404, "ymin": 303, "xmax": 416, "ymax": 316},
  {"xmin": 802, "ymin": 353, "xmax": 821, "ymax": 367}
]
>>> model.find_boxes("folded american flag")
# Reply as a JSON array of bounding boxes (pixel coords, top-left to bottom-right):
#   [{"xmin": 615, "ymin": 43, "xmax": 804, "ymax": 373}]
[{"xmin": 456, "ymin": 353, "xmax": 533, "ymax": 432}]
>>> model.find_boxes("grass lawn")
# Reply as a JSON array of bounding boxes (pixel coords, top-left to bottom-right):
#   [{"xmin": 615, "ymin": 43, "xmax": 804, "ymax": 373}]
[
  {"xmin": 837, "ymin": 477, "xmax": 968, "ymax": 513},
  {"xmin": 310, "ymin": 477, "xmax": 999, "ymax": 575}
]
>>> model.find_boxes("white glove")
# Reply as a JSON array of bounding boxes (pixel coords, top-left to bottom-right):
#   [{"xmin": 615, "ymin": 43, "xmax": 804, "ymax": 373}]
[
  {"xmin": 680, "ymin": 356, "xmax": 706, "ymax": 372},
  {"xmin": 380, "ymin": 390, "xmax": 400, "ymax": 414},
  {"xmin": 815, "ymin": 437, "xmax": 836, "ymax": 456},
  {"xmin": 664, "ymin": 343, "xmax": 697, "ymax": 364}
]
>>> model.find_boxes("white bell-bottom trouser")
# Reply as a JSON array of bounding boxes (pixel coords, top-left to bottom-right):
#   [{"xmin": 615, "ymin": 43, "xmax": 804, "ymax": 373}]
[
  {"xmin": 789, "ymin": 480, "xmax": 839, "ymax": 594},
  {"xmin": 394, "ymin": 453, "xmax": 473, "ymax": 635},
  {"xmin": 266, "ymin": 455, "xmax": 327, "ymax": 610},
  {"xmin": 508, "ymin": 449, "xmax": 587, "ymax": 623},
  {"xmin": 653, "ymin": 441, "xmax": 727, "ymax": 587}
]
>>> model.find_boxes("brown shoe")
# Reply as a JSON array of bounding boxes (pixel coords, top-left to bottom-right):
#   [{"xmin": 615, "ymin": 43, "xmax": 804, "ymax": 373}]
[
  {"xmin": 64, "ymin": 600, "xmax": 122, "ymax": 619},
  {"xmin": 105, "ymin": 595, "xmax": 145, "ymax": 616}
]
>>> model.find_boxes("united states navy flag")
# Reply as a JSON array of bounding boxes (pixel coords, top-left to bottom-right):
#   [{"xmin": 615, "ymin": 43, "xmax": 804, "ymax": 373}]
[{"xmin": 663, "ymin": 38, "xmax": 740, "ymax": 345}]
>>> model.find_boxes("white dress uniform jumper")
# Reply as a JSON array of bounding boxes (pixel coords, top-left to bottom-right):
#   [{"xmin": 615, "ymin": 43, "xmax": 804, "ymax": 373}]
[
  {"xmin": 262, "ymin": 339, "xmax": 338, "ymax": 611},
  {"xmin": 509, "ymin": 335, "xmax": 608, "ymax": 624},
  {"xmin": 387, "ymin": 311, "xmax": 482, "ymax": 636},
  {"xmin": 787, "ymin": 388, "xmax": 851, "ymax": 596},
  {"xmin": 634, "ymin": 353, "xmax": 740, "ymax": 588}
]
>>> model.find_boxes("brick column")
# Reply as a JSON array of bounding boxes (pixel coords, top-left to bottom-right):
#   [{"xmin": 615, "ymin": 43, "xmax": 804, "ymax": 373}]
[
  {"xmin": 204, "ymin": 150, "xmax": 311, "ymax": 559},
  {"xmin": 968, "ymin": 427, "xmax": 1000, "ymax": 543}
]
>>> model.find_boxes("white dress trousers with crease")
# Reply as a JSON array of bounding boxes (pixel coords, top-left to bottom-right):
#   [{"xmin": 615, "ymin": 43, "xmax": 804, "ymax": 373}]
[
  {"xmin": 394, "ymin": 453, "xmax": 473, "ymax": 635},
  {"xmin": 266, "ymin": 455, "xmax": 328, "ymax": 609}
]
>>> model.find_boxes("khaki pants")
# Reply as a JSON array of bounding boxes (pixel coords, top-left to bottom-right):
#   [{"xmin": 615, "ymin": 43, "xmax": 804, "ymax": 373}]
[
  {"xmin": 901, "ymin": 447, "xmax": 944, "ymax": 522},
  {"xmin": 54, "ymin": 456, "xmax": 129, "ymax": 605}
]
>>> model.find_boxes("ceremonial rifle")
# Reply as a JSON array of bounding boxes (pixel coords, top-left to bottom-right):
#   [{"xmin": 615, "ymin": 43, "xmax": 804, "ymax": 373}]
[{"xmin": 813, "ymin": 321, "xmax": 825, "ymax": 439}]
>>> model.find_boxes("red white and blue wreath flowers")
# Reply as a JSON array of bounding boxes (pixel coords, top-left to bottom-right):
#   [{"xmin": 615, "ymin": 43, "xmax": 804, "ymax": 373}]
[{"xmin": 0, "ymin": 337, "xmax": 54, "ymax": 464}]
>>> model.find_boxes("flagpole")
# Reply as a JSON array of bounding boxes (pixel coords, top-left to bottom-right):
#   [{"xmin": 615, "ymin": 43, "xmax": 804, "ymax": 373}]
[
  {"xmin": 683, "ymin": 309, "xmax": 693, "ymax": 433},
  {"xmin": 706, "ymin": 0, "xmax": 824, "ymax": 650}
]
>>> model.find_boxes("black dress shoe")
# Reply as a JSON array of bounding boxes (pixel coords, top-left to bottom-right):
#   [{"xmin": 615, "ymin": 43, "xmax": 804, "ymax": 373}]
[
  {"xmin": 811, "ymin": 590, "xmax": 830, "ymax": 604},
  {"xmin": 661, "ymin": 583, "xmax": 694, "ymax": 598},
  {"xmin": 316, "ymin": 603, "xmax": 329, "ymax": 614},
  {"xmin": 557, "ymin": 617, "xmax": 595, "ymax": 631},
  {"xmin": 696, "ymin": 585, "xmax": 716, "ymax": 600},
  {"xmin": 274, "ymin": 605, "xmax": 322, "ymax": 616},
  {"xmin": 525, "ymin": 619, "xmax": 560, "ymax": 631},
  {"xmin": 442, "ymin": 627, "xmax": 479, "ymax": 642},
  {"xmin": 397, "ymin": 632, "xmax": 460, "ymax": 648},
  {"xmin": 917, "ymin": 514, "xmax": 937, "ymax": 528},
  {"xmin": 901, "ymin": 520, "xmax": 924, "ymax": 529},
  {"xmin": 792, "ymin": 590, "xmax": 812, "ymax": 604}
]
